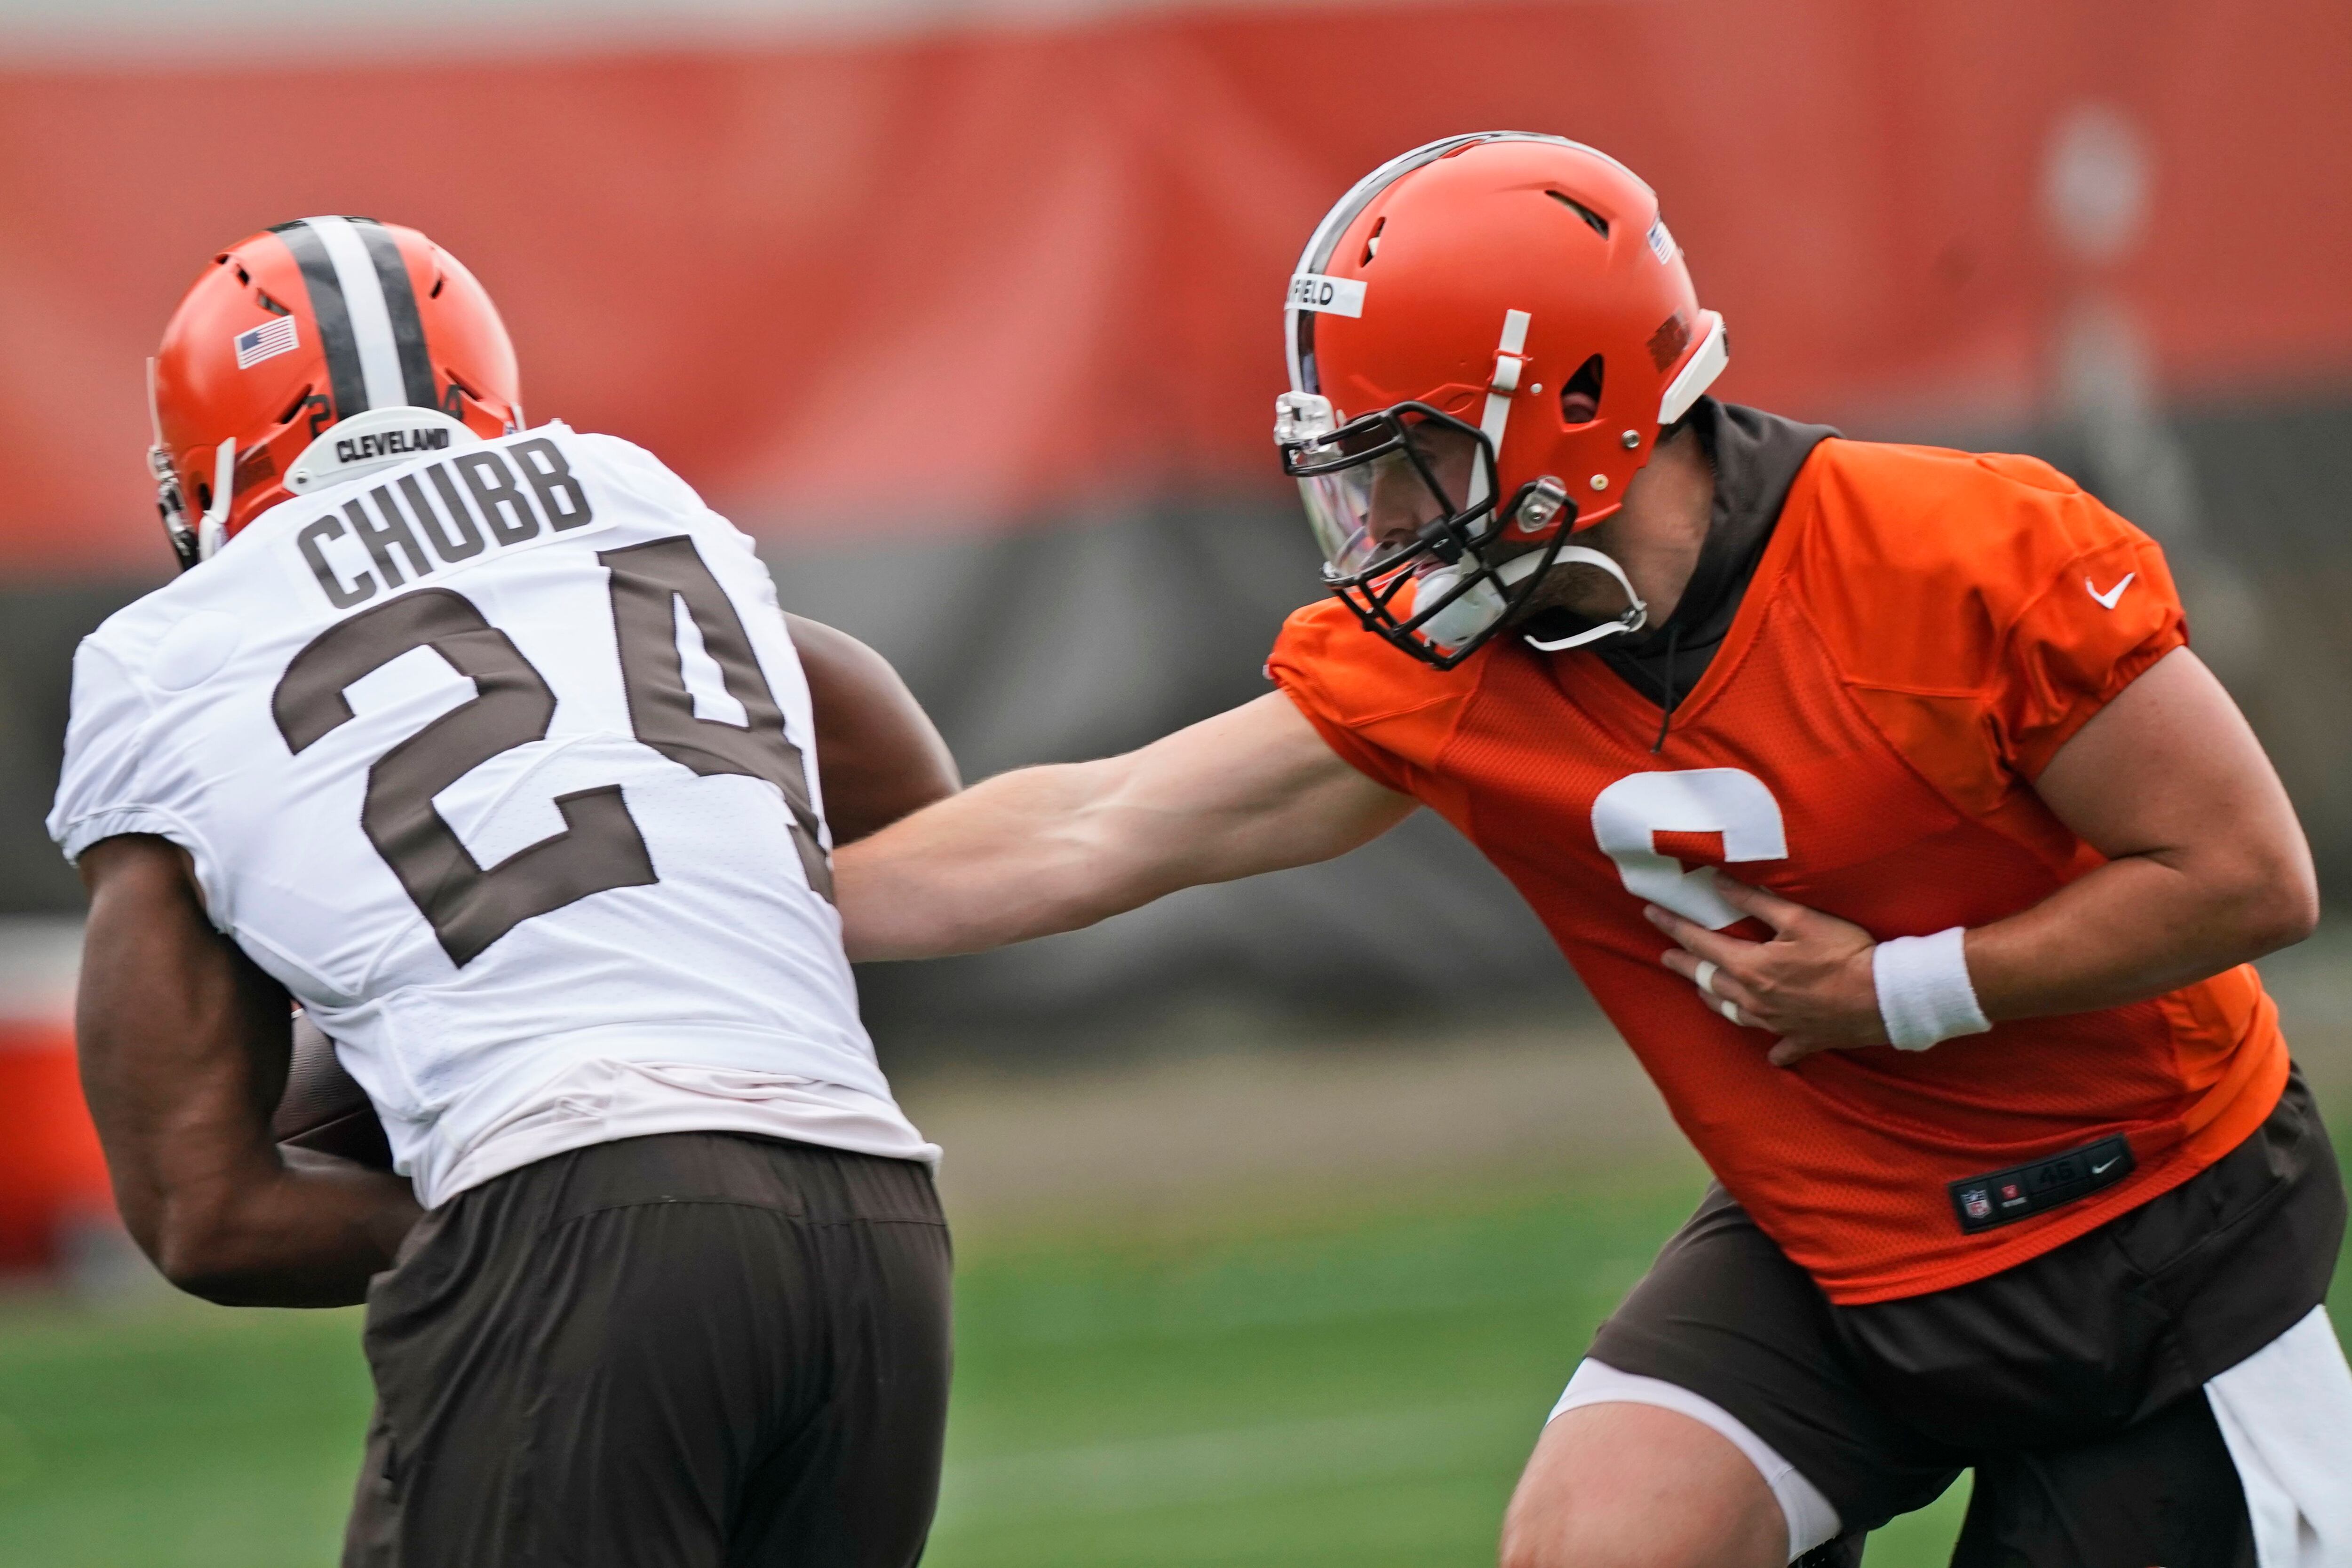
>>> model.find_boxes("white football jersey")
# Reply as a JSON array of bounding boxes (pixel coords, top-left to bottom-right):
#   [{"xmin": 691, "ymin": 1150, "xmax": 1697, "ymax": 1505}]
[{"xmin": 50, "ymin": 424, "xmax": 930, "ymax": 1206}]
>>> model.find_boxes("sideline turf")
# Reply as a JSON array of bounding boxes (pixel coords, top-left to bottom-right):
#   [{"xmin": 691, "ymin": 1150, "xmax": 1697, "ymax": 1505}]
[{"xmin": 0, "ymin": 1160, "xmax": 2343, "ymax": 1568}]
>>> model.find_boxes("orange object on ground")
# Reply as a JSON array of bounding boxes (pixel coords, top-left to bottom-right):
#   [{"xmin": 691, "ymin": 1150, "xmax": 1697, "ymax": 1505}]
[
  {"xmin": 0, "ymin": 1020, "xmax": 116, "ymax": 1271},
  {"xmin": 1269, "ymin": 436, "xmax": 2285, "ymax": 1305}
]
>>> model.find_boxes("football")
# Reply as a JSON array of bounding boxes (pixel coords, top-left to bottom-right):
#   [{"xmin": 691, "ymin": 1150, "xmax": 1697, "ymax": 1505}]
[{"xmin": 271, "ymin": 1010, "xmax": 393, "ymax": 1170}]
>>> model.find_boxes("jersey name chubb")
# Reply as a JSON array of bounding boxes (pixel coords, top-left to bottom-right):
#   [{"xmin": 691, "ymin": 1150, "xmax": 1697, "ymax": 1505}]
[
  {"xmin": 49, "ymin": 425, "xmax": 902, "ymax": 1207},
  {"xmin": 293, "ymin": 436, "xmax": 597, "ymax": 609}
]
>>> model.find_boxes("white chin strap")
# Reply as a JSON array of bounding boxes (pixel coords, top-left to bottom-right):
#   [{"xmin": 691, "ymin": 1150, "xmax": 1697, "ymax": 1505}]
[
  {"xmin": 1415, "ymin": 542, "xmax": 1648, "ymax": 655},
  {"xmin": 1519, "ymin": 545, "xmax": 1650, "ymax": 650}
]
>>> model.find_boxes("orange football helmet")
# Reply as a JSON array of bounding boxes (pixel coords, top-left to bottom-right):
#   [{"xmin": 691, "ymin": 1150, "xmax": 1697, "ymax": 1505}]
[
  {"xmin": 1275, "ymin": 134, "xmax": 1728, "ymax": 667},
  {"xmin": 149, "ymin": 216, "xmax": 523, "ymax": 569}
]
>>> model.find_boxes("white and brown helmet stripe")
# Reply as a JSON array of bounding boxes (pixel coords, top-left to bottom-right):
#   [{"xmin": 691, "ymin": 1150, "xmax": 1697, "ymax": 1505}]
[{"xmin": 268, "ymin": 215, "xmax": 441, "ymax": 420}]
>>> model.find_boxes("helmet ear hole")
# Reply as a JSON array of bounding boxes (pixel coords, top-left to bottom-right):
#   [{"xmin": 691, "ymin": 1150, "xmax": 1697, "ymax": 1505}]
[{"xmin": 1560, "ymin": 355, "xmax": 1605, "ymax": 425}]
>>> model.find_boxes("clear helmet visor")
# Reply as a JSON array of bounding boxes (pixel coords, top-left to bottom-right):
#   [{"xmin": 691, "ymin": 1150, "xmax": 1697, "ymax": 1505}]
[
  {"xmin": 1277, "ymin": 396, "xmax": 1488, "ymax": 581},
  {"xmin": 1296, "ymin": 445, "xmax": 1464, "ymax": 578}
]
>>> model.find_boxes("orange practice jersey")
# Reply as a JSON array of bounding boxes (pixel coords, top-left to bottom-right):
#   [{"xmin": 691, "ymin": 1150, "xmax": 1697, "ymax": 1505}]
[{"xmin": 1268, "ymin": 439, "xmax": 2288, "ymax": 1304}]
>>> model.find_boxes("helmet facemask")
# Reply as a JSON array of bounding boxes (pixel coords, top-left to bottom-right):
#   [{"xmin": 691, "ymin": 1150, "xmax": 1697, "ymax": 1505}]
[
  {"xmin": 1277, "ymin": 392, "xmax": 1645, "ymax": 669},
  {"xmin": 147, "ymin": 356, "xmax": 203, "ymax": 571},
  {"xmin": 150, "ymin": 443, "xmax": 198, "ymax": 572}
]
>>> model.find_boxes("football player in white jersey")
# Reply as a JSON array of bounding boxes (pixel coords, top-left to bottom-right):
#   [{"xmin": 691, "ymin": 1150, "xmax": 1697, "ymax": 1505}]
[{"xmin": 51, "ymin": 218, "xmax": 962, "ymax": 1568}]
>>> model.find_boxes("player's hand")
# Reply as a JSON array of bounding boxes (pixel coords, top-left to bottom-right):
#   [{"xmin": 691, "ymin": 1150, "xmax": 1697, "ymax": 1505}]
[{"xmin": 1645, "ymin": 875, "xmax": 1885, "ymax": 1067}]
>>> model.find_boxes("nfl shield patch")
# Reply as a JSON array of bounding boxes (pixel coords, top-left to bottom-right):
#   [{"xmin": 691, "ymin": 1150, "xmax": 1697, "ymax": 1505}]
[
  {"xmin": 233, "ymin": 316, "xmax": 299, "ymax": 370},
  {"xmin": 1948, "ymin": 1134, "xmax": 2135, "ymax": 1233}
]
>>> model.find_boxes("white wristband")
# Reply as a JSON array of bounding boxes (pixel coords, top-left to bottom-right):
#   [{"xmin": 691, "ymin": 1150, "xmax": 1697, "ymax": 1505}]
[{"xmin": 1872, "ymin": 927, "xmax": 1991, "ymax": 1051}]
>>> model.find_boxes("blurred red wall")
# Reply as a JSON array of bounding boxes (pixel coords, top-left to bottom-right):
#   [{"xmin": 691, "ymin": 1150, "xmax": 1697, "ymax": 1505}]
[
  {"xmin": 0, "ymin": 1020, "xmax": 112, "ymax": 1269},
  {"xmin": 1, "ymin": 0, "xmax": 2347, "ymax": 576}
]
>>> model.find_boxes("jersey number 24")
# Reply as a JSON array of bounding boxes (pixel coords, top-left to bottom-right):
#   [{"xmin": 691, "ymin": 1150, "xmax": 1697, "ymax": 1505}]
[{"xmin": 270, "ymin": 536, "xmax": 829, "ymax": 966}]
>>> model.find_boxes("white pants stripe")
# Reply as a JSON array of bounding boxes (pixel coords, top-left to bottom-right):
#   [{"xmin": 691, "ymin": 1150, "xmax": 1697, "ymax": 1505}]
[
  {"xmin": 1548, "ymin": 1358, "xmax": 1842, "ymax": 1561},
  {"xmin": 2205, "ymin": 1305, "xmax": 2352, "ymax": 1568}
]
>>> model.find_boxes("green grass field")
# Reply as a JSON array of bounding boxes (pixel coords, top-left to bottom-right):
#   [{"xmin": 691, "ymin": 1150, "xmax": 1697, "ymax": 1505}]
[{"xmin": 0, "ymin": 1156, "xmax": 2340, "ymax": 1568}]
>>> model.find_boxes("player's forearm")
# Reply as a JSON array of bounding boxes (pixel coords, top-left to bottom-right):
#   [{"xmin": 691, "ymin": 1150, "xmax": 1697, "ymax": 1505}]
[
  {"xmin": 837, "ymin": 758, "xmax": 1162, "ymax": 960},
  {"xmin": 146, "ymin": 1154, "xmax": 420, "ymax": 1307},
  {"xmin": 1656, "ymin": 843, "xmax": 2317, "ymax": 1069},
  {"xmin": 837, "ymin": 694, "xmax": 1416, "ymax": 961},
  {"xmin": 78, "ymin": 835, "xmax": 421, "ymax": 1306},
  {"xmin": 1964, "ymin": 844, "xmax": 2318, "ymax": 1023}
]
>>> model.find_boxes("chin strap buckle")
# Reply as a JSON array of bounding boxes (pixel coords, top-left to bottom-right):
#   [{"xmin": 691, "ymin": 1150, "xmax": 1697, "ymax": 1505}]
[{"xmin": 1514, "ymin": 475, "xmax": 1570, "ymax": 534}]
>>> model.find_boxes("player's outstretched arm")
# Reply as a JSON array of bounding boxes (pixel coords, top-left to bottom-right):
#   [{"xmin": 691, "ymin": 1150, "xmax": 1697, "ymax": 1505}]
[
  {"xmin": 836, "ymin": 692, "xmax": 1416, "ymax": 960},
  {"xmin": 76, "ymin": 835, "xmax": 421, "ymax": 1307},
  {"xmin": 787, "ymin": 613, "xmax": 961, "ymax": 845}
]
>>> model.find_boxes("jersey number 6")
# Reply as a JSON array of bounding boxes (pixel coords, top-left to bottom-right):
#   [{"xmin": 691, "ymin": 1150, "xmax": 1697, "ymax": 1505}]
[
  {"xmin": 1589, "ymin": 768, "xmax": 1788, "ymax": 929},
  {"xmin": 272, "ymin": 535, "xmax": 829, "ymax": 967}
]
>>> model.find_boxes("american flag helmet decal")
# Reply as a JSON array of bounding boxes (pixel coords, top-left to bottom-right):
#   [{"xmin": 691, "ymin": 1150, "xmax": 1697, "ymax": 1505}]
[{"xmin": 233, "ymin": 315, "xmax": 299, "ymax": 369}]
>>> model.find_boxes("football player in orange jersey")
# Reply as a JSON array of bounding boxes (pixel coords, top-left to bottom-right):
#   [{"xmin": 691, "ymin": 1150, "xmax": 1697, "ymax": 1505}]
[{"xmin": 833, "ymin": 136, "xmax": 2352, "ymax": 1565}]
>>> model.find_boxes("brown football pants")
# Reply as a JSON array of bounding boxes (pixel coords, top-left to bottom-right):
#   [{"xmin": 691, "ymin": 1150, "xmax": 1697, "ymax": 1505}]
[{"xmin": 343, "ymin": 1132, "xmax": 953, "ymax": 1568}]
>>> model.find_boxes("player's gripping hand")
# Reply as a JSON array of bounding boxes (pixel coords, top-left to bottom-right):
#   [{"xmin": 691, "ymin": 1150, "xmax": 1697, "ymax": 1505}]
[{"xmin": 1645, "ymin": 874, "xmax": 1887, "ymax": 1066}]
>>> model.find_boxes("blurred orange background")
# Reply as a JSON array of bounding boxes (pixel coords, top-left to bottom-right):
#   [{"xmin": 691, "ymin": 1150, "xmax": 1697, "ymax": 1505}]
[
  {"xmin": 3, "ymin": 0, "xmax": 2346, "ymax": 573},
  {"xmin": 1, "ymin": 0, "xmax": 2348, "ymax": 1269}
]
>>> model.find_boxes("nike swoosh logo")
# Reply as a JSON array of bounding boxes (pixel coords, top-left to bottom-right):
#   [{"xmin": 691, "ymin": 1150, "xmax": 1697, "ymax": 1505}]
[
  {"xmin": 2086, "ymin": 572, "xmax": 2136, "ymax": 610},
  {"xmin": 2090, "ymin": 1155, "xmax": 2122, "ymax": 1174}
]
